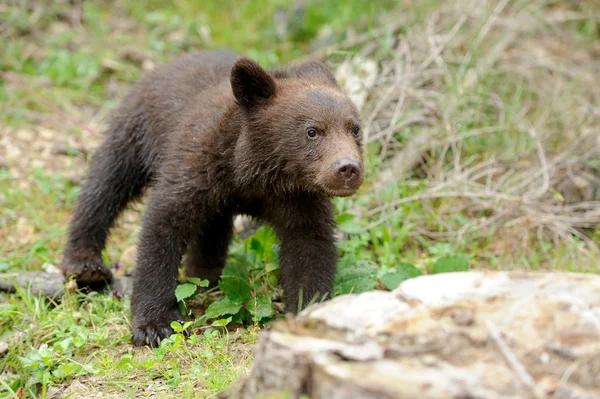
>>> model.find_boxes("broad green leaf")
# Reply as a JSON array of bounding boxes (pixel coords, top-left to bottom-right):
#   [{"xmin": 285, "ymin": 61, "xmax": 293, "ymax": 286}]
[
  {"xmin": 219, "ymin": 276, "xmax": 252, "ymax": 304},
  {"xmin": 249, "ymin": 226, "xmax": 279, "ymax": 261},
  {"xmin": 264, "ymin": 263, "xmax": 279, "ymax": 273},
  {"xmin": 203, "ymin": 298, "xmax": 243, "ymax": 320},
  {"xmin": 175, "ymin": 283, "xmax": 197, "ymax": 302},
  {"xmin": 222, "ymin": 260, "xmax": 249, "ymax": 280},
  {"xmin": 211, "ymin": 317, "xmax": 232, "ymax": 327},
  {"xmin": 53, "ymin": 362, "xmax": 81, "ymax": 379},
  {"xmin": 170, "ymin": 321, "xmax": 193, "ymax": 333},
  {"xmin": 381, "ymin": 262, "xmax": 422, "ymax": 290},
  {"xmin": 250, "ymin": 237, "xmax": 263, "ymax": 254},
  {"xmin": 432, "ymin": 255, "xmax": 470, "ymax": 274},
  {"xmin": 170, "ymin": 321, "xmax": 184, "ymax": 332},
  {"xmin": 334, "ymin": 260, "xmax": 377, "ymax": 295},
  {"xmin": 187, "ymin": 277, "xmax": 209, "ymax": 287},
  {"xmin": 55, "ymin": 337, "xmax": 73, "ymax": 352},
  {"xmin": 248, "ymin": 295, "xmax": 274, "ymax": 322}
]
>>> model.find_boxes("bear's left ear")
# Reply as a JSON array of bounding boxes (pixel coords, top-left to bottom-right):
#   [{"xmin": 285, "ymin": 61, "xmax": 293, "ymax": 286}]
[
  {"xmin": 295, "ymin": 61, "xmax": 338, "ymax": 87},
  {"xmin": 231, "ymin": 58, "xmax": 277, "ymax": 107}
]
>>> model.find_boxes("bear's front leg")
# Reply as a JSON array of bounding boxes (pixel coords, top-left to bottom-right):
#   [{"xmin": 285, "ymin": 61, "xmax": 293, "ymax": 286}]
[
  {"xmin": 269, "ymin": 195, "xmax": 337, "ymax": 313},
  {"xmin": 130, "ymin": 183, "xmax": 203, "ymax": 347}
]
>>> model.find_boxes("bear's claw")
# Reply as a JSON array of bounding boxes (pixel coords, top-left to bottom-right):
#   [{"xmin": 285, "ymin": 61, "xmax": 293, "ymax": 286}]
[{"xmin": 62, "ymin": 261, "xmax": 113, "ymax": 284}]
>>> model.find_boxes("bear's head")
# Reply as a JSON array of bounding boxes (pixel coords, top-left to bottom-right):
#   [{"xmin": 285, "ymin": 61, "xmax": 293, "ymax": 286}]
[{"xmin": 231, "ymin": 57, "xmax": 364, "ymax": 198}]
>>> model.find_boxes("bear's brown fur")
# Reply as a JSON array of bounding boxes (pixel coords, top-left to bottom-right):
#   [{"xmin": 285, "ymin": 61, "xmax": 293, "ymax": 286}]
[{"xmin": 61, "ymin": 50, "xmax": 364, "ymax": 346}]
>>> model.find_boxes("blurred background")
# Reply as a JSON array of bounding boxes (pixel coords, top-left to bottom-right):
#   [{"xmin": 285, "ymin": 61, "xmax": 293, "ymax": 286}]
[
  {"xmin": 0, "ymin": 0, "xmax": 599, "ymax": 396},
  {"xmin": 1, "ymin": 0, "xmax": 598, "ymax": 276}
]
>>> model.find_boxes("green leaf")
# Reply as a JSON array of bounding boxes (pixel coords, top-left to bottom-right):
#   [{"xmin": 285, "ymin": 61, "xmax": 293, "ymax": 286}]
[
  {"xmin": 250, "ymin": 237, "xmax": 263, "ymax": 254},
  {"xmin": 248, "ymin": 295, "xmax": 274, "ymax": 322},
  {"xmin": 204, "ymin": 297, "xmax": 242, "ymax": 320},
  {"xmin": 175, "ymin": 283, "xmax": 197, "ymax": 302},
  {"xmin": 55, "ymin": 337, "xmax": 73, "ymax": 352},
  {"xmin": 264, "ymin": 263, "xmax": 278, "ymax": 273},
  {"xmin": 116, "ymin": 353, "xmax": 132, "ymax": 368},
  {"xmin": 428, "ymin": 242, "xmax": 453, "ymax": 256},
  {"xmin": 170, "ymin": 321, "xmax": 184, "ymax": 333},
  {"xmin": 211, "ymin": 317, "xmax": 232, "ymax": 327},
  {"xmin": 337, "ymin": 213, "xmax": 360, "ymax": 233},
  {"xmin": 53, "ymin": 362, "xmax": 82, "ymax": 379},
  {"xmin": 334, "ymin": 260, "xmax": 377, "ymax": 295},
  {"xmin": 222, "ymin": 260, "xmax": 249, "ymax": 280},
  {"xmin": 432, "ymin": 255, "xmax": 470, "ymax": 274},
  {"xmin": 170, "ymin": 320, "xmax": 193, "ymax": 333},
  {"xmin": 248, "ymin": 226, "xmax": 279, "ymax": 261},
  {"xmin": 381, "ymin": 262, "xmax": 422, "ymax": 290},
  {"xmin": 219, "ymin": 276, "xmax": 252, "ymax": 304},
  {"xmin": 187, "ymin": 277, "xmax": 209, "ymax": 287}
]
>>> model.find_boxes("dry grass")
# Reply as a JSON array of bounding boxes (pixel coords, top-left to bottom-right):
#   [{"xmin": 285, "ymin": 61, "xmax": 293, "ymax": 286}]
[{"xmin": 330, "ymin": 0, "xmax": 600, "ymax": 267}]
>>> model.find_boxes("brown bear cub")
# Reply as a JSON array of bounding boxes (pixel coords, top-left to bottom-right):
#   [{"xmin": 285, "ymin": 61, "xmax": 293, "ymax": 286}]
[{"xmin": 61, "ymin": 50, "xmax": 364, "ymax": 346}]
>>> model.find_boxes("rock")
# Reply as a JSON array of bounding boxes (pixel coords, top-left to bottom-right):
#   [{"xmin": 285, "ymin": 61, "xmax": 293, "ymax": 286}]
[
  {"xmin": 42, "ymin": 262, "xmax": 61, "ymax": 274},
  {"xmin": 335, "ymin": 56, "xmax": 378, "ymax": 111},
  {"xmin": 220, "ymin": 271, "xmax": 600, "ymax": 399},
  {"xmin": 233, "ymin": 215, "xmax": 262, "ymax": 239},
  {"xmin": 0, "ymin": 272, "xmax": 133, "ymax": 298},
  {"xmin": 555, "ymin": 163, "xmax": 600, "ymax": 204}
]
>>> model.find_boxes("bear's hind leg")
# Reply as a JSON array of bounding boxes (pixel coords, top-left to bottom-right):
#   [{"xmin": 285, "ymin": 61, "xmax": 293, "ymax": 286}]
[{"xmin": 62, "ymin": 133, "xmax": 150, "ymax": 283}]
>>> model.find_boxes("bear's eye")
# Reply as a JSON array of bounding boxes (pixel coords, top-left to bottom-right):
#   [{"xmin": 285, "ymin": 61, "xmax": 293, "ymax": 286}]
[
  {"xmin": 307, "ymin": 127, "xmax": 319, "ymax": 139},
  {"xmin": 352, "ymin": 124, "xmax": 361, "ymax": 138}
]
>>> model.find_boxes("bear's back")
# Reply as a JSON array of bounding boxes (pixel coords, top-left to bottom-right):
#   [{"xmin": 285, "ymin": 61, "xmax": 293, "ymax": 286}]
[
  {"xmin": 142, "ymin": 50, "xmax": 240, "ymax": 101},
  {"xmin": 135, "ymin": 50, "xmax": 239, "ymax": 116},
  {"xmin": 110, "ymin": 50, "xmax": 240, "ymax": 147}
]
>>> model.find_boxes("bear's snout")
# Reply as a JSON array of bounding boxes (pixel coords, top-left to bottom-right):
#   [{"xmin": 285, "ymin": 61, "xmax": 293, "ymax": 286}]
[
  {"xmin": 334, "ymin": 159, "xmax": 362, "ymax": 183},
  {"xmin": 330, "ymin": 158, "xmax": 363, "ymax": 193}
]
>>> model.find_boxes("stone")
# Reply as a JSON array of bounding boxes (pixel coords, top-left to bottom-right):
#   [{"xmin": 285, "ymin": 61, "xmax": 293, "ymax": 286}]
[{"xmin": 219, "ymin": 271, "xmax": 600, "ymax": 399}]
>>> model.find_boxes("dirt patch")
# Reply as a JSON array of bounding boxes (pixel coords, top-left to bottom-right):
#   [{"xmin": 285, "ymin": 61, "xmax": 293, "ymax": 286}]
[{"xmin": 0, "ymin": 125, "xmax": 101, "ymax": 182}]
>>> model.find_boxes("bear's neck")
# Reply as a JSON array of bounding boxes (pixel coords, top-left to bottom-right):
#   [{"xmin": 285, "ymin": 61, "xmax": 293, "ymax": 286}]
[{"xmin": 221, "ymin": 106, "xmax": 298, "ymax": 197}]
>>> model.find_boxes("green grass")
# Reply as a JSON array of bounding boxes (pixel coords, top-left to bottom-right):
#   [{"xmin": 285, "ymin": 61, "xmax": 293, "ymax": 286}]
[
  {"xmin": 1, "ymin": 0, "xmax": 396, "ymax": 127},
  {"xmin": 1, "ymin": 1, "xmax": 399, "ymax": 397},
  {"xmin": 1, "ymin": 0, "xmax": 599, "ymax": 397},
  {"xmin": 1, "ymin": 287, "xmax": 256, "ymax": 398}
]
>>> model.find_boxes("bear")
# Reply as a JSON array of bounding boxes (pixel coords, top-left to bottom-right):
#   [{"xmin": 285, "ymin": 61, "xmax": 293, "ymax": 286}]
[{"xmin": 61, "ymin": 50, "xmax": 364, "ymax": 346}]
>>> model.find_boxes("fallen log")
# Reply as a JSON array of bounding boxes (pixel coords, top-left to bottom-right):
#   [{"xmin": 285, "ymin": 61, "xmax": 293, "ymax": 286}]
[{"xmin": 220, "ymin": 271, "xmax": 600, "ymax": 399}]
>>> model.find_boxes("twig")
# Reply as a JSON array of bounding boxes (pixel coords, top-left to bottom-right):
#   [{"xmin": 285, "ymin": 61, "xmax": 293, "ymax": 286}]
[
  {"xmin": 486, "ymin": 321, "xmax": 546, "ymax": 399},
  {"xmin": 295, "ymin": 22, "xmax": 404, "ymax": 64},
  {"xmin": 525, "ymin": 126, "xmax": 550, "ymax": 200}
]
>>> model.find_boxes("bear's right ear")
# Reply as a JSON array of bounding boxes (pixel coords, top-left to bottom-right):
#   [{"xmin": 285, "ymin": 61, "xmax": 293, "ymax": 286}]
[
  {"xmin": 294, "ymin": 61, "xmax": 338, "ymax": 87},
  {"xmin": 231, "ymin": 58, "xmax": 277, "ymax": 107}
]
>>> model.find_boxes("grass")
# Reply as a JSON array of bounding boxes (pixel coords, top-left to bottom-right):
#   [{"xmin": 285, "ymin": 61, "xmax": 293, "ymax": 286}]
[
  {"xmin": 2, "ymin": 287, "xmax": 257, "ymax": 398},
  {"xmin": 1, "ymin": 0, "xmax": 599, "ymax": 397}
]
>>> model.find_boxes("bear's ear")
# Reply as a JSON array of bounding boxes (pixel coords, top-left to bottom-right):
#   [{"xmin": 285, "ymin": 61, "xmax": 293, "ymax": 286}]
[
  {"xmin": 295, "ymin": 61, "xmax": 338, "ymax": 87},
  {"xmin": 231, "ymin": 58, "xmax": 277, "ymax": 107}
]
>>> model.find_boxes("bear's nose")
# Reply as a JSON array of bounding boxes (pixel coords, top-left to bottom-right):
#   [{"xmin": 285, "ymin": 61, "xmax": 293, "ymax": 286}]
[{"xmin": 334, "ymin": 159, "xmax": 362, "ymax": 183}]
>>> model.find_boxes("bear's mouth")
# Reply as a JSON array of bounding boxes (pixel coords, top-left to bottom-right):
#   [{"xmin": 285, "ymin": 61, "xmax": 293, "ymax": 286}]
[
  {"xmin": 321, "ymin": 185, "xmax": 361, "ymax": 198},
  {"xmin": 316, "ymin": 167, "xmax": 364, "ymax": 198}
]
